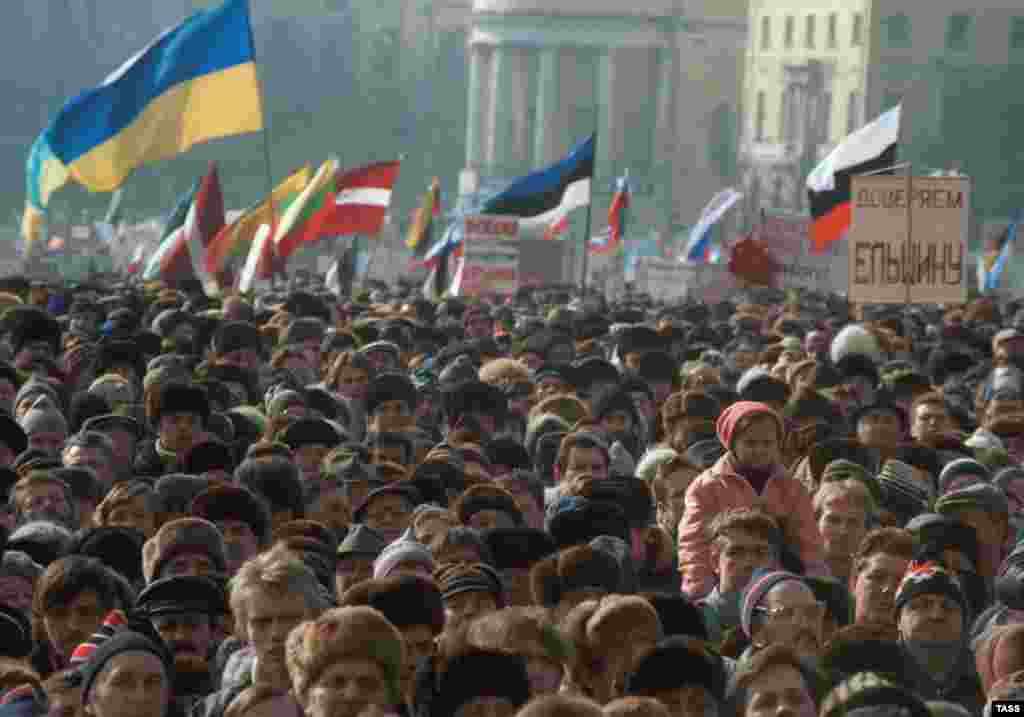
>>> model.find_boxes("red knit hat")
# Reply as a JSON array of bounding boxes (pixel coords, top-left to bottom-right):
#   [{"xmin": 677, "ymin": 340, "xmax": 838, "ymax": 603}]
[
  {"xmin": 715, "ymin": 401, "xmax": 783, "ymax": 450},
  {"xmin": 69, "ymin": 609, "xmax": 127, "ymax": 666}
]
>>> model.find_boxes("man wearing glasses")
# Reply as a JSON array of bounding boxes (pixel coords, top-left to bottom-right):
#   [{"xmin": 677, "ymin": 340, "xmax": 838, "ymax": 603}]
[{"xmin": 740, "ymin": 569, "xmax": 826, "ymax": 662}]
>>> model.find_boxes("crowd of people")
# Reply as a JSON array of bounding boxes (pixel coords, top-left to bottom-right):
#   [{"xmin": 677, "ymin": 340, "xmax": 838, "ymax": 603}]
[{"xmin": 0, "ymin": 274, "xmax": 1017, "ymax": 717}]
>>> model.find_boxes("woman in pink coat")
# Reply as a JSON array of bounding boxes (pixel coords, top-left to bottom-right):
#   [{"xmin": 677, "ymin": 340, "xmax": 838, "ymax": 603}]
[{"xmin": 677, "ymin": 401, "xmax": 829, "ymax": 599}]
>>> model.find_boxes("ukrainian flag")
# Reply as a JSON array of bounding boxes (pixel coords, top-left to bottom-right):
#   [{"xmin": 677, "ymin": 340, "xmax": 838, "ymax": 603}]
[{"xmin": 23, "ymin": 0, "xmax": 262, "ymax": 253}]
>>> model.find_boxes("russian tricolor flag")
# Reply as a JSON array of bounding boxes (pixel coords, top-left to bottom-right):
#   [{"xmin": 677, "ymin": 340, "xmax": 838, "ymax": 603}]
[{"xmin": 683, "ymin": 188, "xmax": 743, "ymax": 263}]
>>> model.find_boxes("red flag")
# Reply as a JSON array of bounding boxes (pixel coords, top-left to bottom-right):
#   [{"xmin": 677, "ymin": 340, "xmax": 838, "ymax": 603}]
[
  {"xmin": 161, "ymin": 162, "xmax": 224, "ymax": 283},
  {"xmin": 728, "ymin": 232, "xmax": 779, "ymax": 286},
  {"xmin": 312, "ymin": 160, "xmax": 402, "ymax": 239}
]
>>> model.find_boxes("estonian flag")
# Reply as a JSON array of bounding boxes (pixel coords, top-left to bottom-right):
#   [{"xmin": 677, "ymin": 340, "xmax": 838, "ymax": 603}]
[
  {"xmin": 480, "ymin": 135, "xmax": 594, "ymax": 231},
  {"xmin": 806, "ymin": 104, "xmax": 901, "ymax": 253}
]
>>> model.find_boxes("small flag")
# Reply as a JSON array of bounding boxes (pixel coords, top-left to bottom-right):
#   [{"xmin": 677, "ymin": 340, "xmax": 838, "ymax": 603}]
[
  {"xmin": 683, "ymin": 188, "xmax": 743, "ymax": 263},
  {"xmin": 807, "ymin": 104, "xmax": 901, "ymax": 253},
  {"xmin": 480, "ymin": 134, "xmax": 594, "ymax": 233},
  {"xmin": 406, "ymin": 177, "xmax": 440, "ymax": 256},
  {"xmin": 608, "ymin": 174, "xmax": 630, "ymax": 247},
  {"xmin": 983, "ymin": 210, "xmax": 1021, "ymax": 293},
  {"xmin": 422, "ymin": 224, "xmax": 462, "ymax": 301},
  {"xmin": 314, "ymin": 160, "xmax": 401, "ymax": 239},
  {"xmin": 143, "ymin": 181, "xmax": 199, "ymax": 280},
  {"xmin": 238, "ymin": 224, "xmax": 272, "ymax": 293},
  {"xmin": 157, "ymin": 163, "xmax": 223, "ymax": 285},
  {"xmin": 273, "ymin": 159, "xmax": 339, "ymax": 260},
  {"xmin": 543, "ymin": 215, "xmax": 569, "ymax": 241}
]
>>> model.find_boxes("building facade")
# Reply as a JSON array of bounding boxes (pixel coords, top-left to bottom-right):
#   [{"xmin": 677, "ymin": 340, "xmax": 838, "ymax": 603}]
[
  {"xmin": 738, "ymin": 0, "xmax": 871, "ymax": 222},
  {"xmin": 461, "ymin": 0, "xmax": 748, "ymax": 255}
]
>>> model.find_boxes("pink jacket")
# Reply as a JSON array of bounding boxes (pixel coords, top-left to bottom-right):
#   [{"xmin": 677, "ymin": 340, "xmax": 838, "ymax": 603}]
[{"xmin": 677, "ymin": 453, "xmax": 829, "ymax": 600}]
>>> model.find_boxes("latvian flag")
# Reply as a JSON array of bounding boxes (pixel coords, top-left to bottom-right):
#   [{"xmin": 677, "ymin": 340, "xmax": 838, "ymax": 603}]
[
  {"xmin": 313, "ymin": 160, "xmax": 401, "ymax": 238},
  {"xmin": 480, "ymin": 134, "xmax": 594, "ymax": 232},
  {"xmin": 806, "ymin": 104, "xmax": 901, "ymax": 253}
]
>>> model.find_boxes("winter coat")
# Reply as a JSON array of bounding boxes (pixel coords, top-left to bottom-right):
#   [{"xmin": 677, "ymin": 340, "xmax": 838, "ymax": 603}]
[{"xmin": 676, "ymin": 453, "xmax": 828, "ymax": 600}]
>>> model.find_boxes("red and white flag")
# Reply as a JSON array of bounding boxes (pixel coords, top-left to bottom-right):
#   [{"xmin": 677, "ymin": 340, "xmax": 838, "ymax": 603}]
[{"xmin": 311, "ymin": 160, "xmax": 401, "ymax": 238}]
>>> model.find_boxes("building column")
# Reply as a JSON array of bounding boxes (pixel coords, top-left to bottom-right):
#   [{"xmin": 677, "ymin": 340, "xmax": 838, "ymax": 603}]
[
  {"xmin": 596, "ymin": 50, "xmax": 616, "ymax": 177},
  {"xmin": 465, "ymin": 45, "xmax": 485, "ymax": 169},
  {"xmin": 508, "ymin": 50, "xmax": 531, "ymax": 173},
  {"xmin": 487, "ymin": 45, "xmax": 512, "ymax": 172},
  {"xmin": 653, "ymin": 46, "xmax": 675, "ymax": 158},
  {"xmin": 533, "ymin": 47, "xmax": 560, "ymax": 167}
]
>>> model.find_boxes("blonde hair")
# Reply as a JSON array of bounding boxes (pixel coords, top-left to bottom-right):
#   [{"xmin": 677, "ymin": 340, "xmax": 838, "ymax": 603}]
[
  {"xmin": 603, "ymin": 697, "xmax": 671, "ymax": 717},
  {"xmin": 229, "ymin": 544, "xmax": 329, "ymax": 637}
]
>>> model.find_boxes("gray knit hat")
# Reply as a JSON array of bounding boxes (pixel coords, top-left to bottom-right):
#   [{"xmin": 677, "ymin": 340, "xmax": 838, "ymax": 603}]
[{"xmin": 18, "ymin": 395, "xmax": 67, "ymax": 437}]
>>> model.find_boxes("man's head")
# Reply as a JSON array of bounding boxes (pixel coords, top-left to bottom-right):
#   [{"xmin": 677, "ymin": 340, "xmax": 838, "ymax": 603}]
[
  {"xmin": 742, "ymin": 570, "xmax": 824, "ymax": 660},
  {"xmin": 625, "ymin": 636, "xmax": 724, "ymax": 717},
  {"xmin": 141, "ymin": 517, "xmax": 228, "ymax": 584},
  {"xmin": 850, "ymin": 528, "xmax": 915, "ymax": 627},
  {"xmin": 19, "ymin": 396, "xmax": 68, "ymax": 457},
  {"xmin": 651, "ymin": 456, "xmax": 702, "ymax": 537},
  {"xmin": 62, "ymin": 432, "xmax": 116, "ymax": 492},
  {"xmin": 557, "ymin": 432, "xmax": 611, "ymax": 484},
  {"xmin": 154, "ymin": 383, "xmax": 210, "ymax": 455},
  {"xmin": 709, "ymin": 508, "xmax": 781, "ymax": 595},
  {"xmin": 727, "ymin": 645, "xmax": 818, "ymax": 717},
  {"xmin": 910, "ymin": 393, "xmax": 953, "ymax": 448},
  {"xmin": 854, "ymin": 404, "xmax": 905, "ymax": 451},
  {"xmin": 895, "ymin": 558, "xmax": 966, "ymax": 644},
  {"xmin": 11, "ymin": 473, "xmax": 76, "ymax": 528},
  {"xmin": 813, "ymin": 480, "xmax": 874, "ymax": 578}
]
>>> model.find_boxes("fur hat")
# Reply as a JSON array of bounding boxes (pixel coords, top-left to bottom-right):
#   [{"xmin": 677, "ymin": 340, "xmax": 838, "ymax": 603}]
[
  {"xmin": 155, "ymin": 383, "xmax": 210, "ymax": 425},
  {"xmin": 642, "ymin": 593, "xmax": 709, "ymax": 641},
  {"xmin": 531, "ymin": 544, "xmax": 621, "ymax": 606},
  {"xmin": 7, "ymin": 520, "xmax": 72, "ymax": 566},
  {"xmin": 432, "ymin": 650, "xmax": 531, "ymax": 717},
  {"xmin": 830, "ymin": 324, "xmax": 883, "ymax": 367},
  {"xmin": 212, "ymin": 321, "xmax": 262, "ymax": 356},
  {"xmin": 365, "ymin": 373, "xmax": 417, "ymax": 416},
  {"xmin": 546, "ymin": 497, "xmax": 630, "ymax": 550},
  {"xmin": 482, "ymin": 528, "xmax": 557, "ymax": 571},
  {"xmin": 286, "ymin": 606, "xmax": 405, "ymax": 705},
  {"xmin": 820, "ymin": 672, "xmax": 929, "ymax": 717},
  {"xmin": 278, "ymin": 418, "xmax": 345, "ymax": 450},
  {"xmin": 69, "ymin": 526, "xmax": 145, "ymax": 584},
  {"xmin": 142, "ymin": 517, "xmax": 227, "ymax": 584},
  {"xmin": 454, "ymin": 485, "xmax": 524, "ymax": 527},
  {"xmin": 18, "ymin": 396, "xmax": 66, "ymax": 437},
  {"xmin": 189, "ymin": 483, "xmax": 271, "ymax": 545},
  {"xmin": 626, "ymin": 636, "xmax": 725, "ymax": 700},
  {"xmin": 339, "ymin": 574, "xmax": 445, "ymax": 634}
]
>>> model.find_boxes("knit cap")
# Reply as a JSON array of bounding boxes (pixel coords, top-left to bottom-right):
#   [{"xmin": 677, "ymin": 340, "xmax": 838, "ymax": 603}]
[
  {"xmin": 820, "ymin": 672, "xmax": 930, "ymax": 717},
  {"xmin": 435, "ymin": 562, "xmax": 506, "ymax": 607},
  {"xmin": 938, "ymin": 458, "xmax": 991, "ymax": 495},
  {"xmin": 18, "ymin": 396, "xmax": 66, "ymax": 437},
  {"xmin": 935, "ymin": 483, "xmax": 1010, "ymax": 517},
  {"xmin": 894, "ymin": 557, "xmax": 967, "ymax": 617},
  {"xmin": 822, "ymin": 459, "xmax": 882, "ymax": 508},
  {"xmin": 877, "ymin": 459, "xmax": 935, "ymax": 512},
  {"xmin": 372, "ymin": 538, "xmax": 434, "ymax": 579},
  {"xmin": 715, "ymin": 401, "xmax": 783, "ymax": 451},
  {"xmin": 740, "ymin": 568, "xmax": 803, "ymax": 639},
  {"xmin": 79, "ymin": 628, "xmax": 172, "ymax": 706}
]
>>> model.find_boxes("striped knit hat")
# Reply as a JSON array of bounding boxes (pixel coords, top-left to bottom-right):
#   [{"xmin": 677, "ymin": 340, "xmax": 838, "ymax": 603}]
[
  {"xmin": 69, "ymin": 609, "xmax": 127, "ymax": 667},
  {"xmin": 741, "ymin": 569, "xmax": 803, "ymax": 639}
]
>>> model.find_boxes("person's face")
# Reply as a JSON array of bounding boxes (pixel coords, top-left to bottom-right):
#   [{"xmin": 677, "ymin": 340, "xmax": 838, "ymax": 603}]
[
  {"xmin": 856, "ymin": 411, "xmax": 902, "ymax": 450},
  {"xmin": 44, "ymin": 589, "xmax": 107, "ymax": 660},
  {"xmin": 852, "ymin": 552, "xmax": 908, "ymax": 626},
  {"xmin": 28, "ymin": 430, "xmax": 67, "ymax": 457},
  {"xmin": 335, "ymin": 556, "xmax": 375, "ymax": 597},
  {"xmin": 244, "ymin": 589, "xmax": 312, "ymax": 670},
  {"xmin": 0, "ymin": 575, "xmax": 33, "ymax": 613},
  {"xmin": 563, "ymin": 445, "xmax": 608, "ymax": 483},
  {"xmin": 295, "ymin": 443, "xmax": 331, "ymax": 483},
  {"xmin": 19, "ymin": 481, "xmax": 72, "ymax": 525},
  {"xmin": 372, "ymin": 400, "xmax": 412, "ymax": 433},
  {"xmin": 304, "ymin": 658, "xmax": 390, "ymax": 717},
  {"xmin": 0, "ymin": 379, "xmax": 15, "ymax": 415},
  {"xmin": 601, "ymin": 411, "xmax": 632, "ymax": 435},
  {"xmin": 817, "ymin": 499, "xmax": 868, "ymax": 565},
  {"xmin": 106, "ymin": 495, "xmax": 157, "ymax": 538},
  {"xmin": 102, "ymin": 429, "xmax": 137, "ymax": 473},
  {"xmin": 651, "ymin": 685, "xmax": 717, "ymax": 717},
  {"xmin": 732, "ymin": 416, "xmax": 780, "ymax": 470},
  {"xmin": 743, "ymin": 664, "xmax": 815, "ymax": 717},
  {"xmin": 535, "ymin": 378, "xmax": 571, "ymax": 401},
  {"xmin": 151, "ymin": 611, "xmax": 214, "ymax": 675},
  {"xmin": 444, "ymin": 591, "xmax": 497, "ymax": 630},
  {"xmin": 715, "ymin": 530, "xmax": 777, "ymax": 595},
  {"xmin": 986, "ymin": 398, "xmax": 1024, "ymax": 428},
  {"xmin": 86, "ymin": 651, "xmax": 169, "ymax": 717},
  {"xmin": 63, "ymin": 445, "xmax": 115, "ymax": 491},
  {"xmin": 161, "ymin": 553, "xmax": 217, "ymax": 580},
  {"xmin": 400, "ymin": 624, "xmax": 435, "ymax": 698},
  {"xmin": 217, "ymin": 519, "xmax": 261, "ymax": 575},
  {"xmin": 657, "ymin": 468, "xmax": 699, "ymax": 536},
  {"xmin": 158, "ymin": 412, "xmax": 200, "ymax": 453},
  {"xmin": 369, "ymin": 443, "xmax": 407, "ymax": 467},
  {"xmin": 221, "ymin": 349, "xmax": 260, "ymax": 372},
  {"xmin": 911, "ymin": 402, "xmax": 951, "ymax": 445},
  {"xmin": 898, "ymin": 593, "xmax": 963, "ymax": 643},
  {"xmin": 363, "ymin": 494, "xmax": 413, "ymax": 543},
  {"xmin": 753, "ymin": 582, "xmax": 824, "ymax": 659},
  {"xmin": 47, "ymin": 685, "xmax": 84, "ymax": 717}
]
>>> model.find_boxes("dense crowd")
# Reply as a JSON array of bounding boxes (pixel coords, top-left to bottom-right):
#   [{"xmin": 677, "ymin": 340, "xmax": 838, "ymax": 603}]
[{"xmin": 0, "ymin": 275, "xmax": 1017, "ymax": 717}]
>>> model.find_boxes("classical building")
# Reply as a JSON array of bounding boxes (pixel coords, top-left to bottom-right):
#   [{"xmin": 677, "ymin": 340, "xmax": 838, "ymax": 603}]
[
  {"xmin": 738, "ymin": 0, "xmax": 871, "ymax": 221},
  {"xmin": 461, "ymin": 0, "xmax": 748, "ymax": 254}
]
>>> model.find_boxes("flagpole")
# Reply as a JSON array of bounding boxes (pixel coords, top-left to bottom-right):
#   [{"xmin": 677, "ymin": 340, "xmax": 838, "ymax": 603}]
[{"xmin": 580, "ymin": 131, "xmax": 597, "ymax": 293}]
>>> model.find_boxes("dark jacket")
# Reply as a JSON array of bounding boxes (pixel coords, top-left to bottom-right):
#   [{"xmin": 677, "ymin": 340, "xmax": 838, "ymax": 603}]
[
  {"xmin": 134, "ymin": 439, "xmax": 172, "ymax": 478},
  {"xmin": 900, "ymin": 643, "xmax": 984, "ymax": 715}
]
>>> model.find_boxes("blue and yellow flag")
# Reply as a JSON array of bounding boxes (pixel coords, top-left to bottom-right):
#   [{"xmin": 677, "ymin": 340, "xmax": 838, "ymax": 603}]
[{"xmin": 23, "ymin": 0, "xmax": 263, "ymax": 254}]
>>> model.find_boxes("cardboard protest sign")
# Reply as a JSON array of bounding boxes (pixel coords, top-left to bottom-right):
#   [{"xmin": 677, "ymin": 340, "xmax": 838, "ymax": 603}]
[
  {"xmin": 760, "ymin": 214, "xmax": 844, "ymax": 293},
  {"xmin": 848, "ymin": 176, "xmax": 969, "ymax": 304}
]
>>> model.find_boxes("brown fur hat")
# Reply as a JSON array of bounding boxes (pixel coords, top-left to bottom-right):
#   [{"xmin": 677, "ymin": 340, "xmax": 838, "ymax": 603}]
[
  {"xmin": 603, "ymin": 697, "xmax": 671, "ymax": 717},
  {"xmin": 466, "ymin": 606, "xmax": 573, "ymax": 663},
  {"xmin": 339, "ymin": 574, "xmax": 445, "ymax": 635},
  {"xmin": 285, "ymin": 606, "xmax": 404, "ymax": 705},
  {"xmin": 453, "ymin": 484, "xmax": 524, "ymax": 527},
  {"xmin": 141, "ymin": 517, "xmax": 227, "ymax": 584},
  {"xmin": 531, "ymin": 545, "xmax": 622, "ymax": 607}
]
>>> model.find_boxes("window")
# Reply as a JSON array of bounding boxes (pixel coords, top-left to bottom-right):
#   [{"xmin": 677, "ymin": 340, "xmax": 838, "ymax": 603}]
[
  {"xmin": 946, "ymin": 13, "xmax": 972, "ymax": 52},
  {"xmin": 828, "ymin": 13, "xmax": 838, "ymax": 49},
  {"xmin": 847, "ymin": 91, "xmax": 861, "ymax": 133},
  {"xmin": 785, "ymin": 16, "xmax": 795, "ymax": 48},
  {"xmin": 755, "ymin": 91, "xmax": 766, "ymax": 141},
  {"xmin": 806, "ymin": 15, "xmax": 816, "ymax": 48},
  {"xmin": 883, "ymin": 14, "xmax": 912, "ymax": 49},
  {"xmin": 1013, "ymin": 18, "xmax": 1024, "ymax": 50},
  {"xmin": 852, "ymin": 13, "xmax": 863, "ymax": 46},
  {"xmin": 761, "ymin": 16, "xmax": 772, "ymax": 50}
]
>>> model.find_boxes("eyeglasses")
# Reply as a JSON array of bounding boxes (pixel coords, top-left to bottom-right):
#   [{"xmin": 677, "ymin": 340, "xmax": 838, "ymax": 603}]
[{"xmin": 756, "ymin": 601, "xmax": 826, "ymax": 623}]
